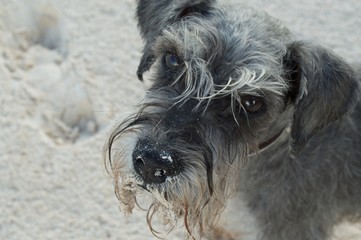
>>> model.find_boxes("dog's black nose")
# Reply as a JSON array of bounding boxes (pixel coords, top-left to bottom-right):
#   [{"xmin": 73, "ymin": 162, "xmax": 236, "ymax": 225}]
[{"xmin": 132, "ymin": 139, "xmax": 183, "ymax": 184}]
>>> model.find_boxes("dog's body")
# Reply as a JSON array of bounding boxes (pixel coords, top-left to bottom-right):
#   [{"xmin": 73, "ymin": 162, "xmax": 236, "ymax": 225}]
[
  {"xmin": 240, "ymin": 101, "xmax": 361, "ymax": 240},
  {"xmin": 105, "ymin": 1, "xmax": 361, "ymax": 239}
]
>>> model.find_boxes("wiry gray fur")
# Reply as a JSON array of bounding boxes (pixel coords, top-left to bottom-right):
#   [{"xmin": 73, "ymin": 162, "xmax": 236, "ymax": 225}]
[{"xmin": 104, "ymin": 0, "xmax": 361, "ymax": 239}]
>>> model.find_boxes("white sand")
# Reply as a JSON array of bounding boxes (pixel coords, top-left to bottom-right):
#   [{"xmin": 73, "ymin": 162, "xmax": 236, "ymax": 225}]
[{"xmin": 1, "ymin": 0, "xmax": 360, "ymax": 239}]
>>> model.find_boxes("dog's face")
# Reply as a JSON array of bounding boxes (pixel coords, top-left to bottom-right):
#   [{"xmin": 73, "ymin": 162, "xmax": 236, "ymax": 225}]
[{"xmin": 105, "ymin": 0, "xmax": 358, "ymax": 237}]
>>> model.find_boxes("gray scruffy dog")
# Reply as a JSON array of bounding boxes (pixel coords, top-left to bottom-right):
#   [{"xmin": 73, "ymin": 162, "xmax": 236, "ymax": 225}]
[{"xmin": 104, "ymin": 0, "xmax": 361, "ymax": 239}]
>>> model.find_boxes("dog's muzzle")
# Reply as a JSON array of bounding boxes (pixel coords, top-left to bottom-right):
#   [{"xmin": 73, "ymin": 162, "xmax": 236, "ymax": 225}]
[{"xmin": 132, "ymin": 139, "xmax": 184, "ymax": 184}]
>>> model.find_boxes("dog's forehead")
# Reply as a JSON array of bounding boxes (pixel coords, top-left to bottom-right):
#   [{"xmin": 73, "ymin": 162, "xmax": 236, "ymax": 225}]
[{"xmin": 156, "ymin": 7, "xmax": 290, "ymax": 64}]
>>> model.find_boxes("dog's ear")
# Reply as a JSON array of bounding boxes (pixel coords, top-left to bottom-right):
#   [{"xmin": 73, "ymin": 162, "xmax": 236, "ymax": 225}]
[
  {"xmin": 284, "ymin": 42, "xmax": 359, "ymax": 154},
  {"xmin": 136, "ymin": 0, "xmax": 215, "ymax": 80}
]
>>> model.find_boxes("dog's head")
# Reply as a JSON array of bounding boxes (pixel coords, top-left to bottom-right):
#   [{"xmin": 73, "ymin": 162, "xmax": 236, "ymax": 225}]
[{"xmin": 105, "ymin": 0, "xmax": 358, "ymax": 238}]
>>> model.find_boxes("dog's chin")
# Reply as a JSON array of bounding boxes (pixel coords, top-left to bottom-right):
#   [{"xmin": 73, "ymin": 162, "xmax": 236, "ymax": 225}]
[
  {"xmin": 116, "ymin": 170, "xmax": 227, "ymax": 239},
  {"xmin": 116, "ymin": 171, "xmax": 184, "ymax": 226}
]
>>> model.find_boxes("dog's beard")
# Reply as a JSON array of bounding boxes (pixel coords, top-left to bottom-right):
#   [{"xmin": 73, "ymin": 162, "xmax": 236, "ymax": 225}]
[
  {"xmin": 114, "ymin": 170, "xmax": 184, "ymax": 234},
  {"xmin": 109, "ymin": 149, "xmax": 243, "ymax": 239}
]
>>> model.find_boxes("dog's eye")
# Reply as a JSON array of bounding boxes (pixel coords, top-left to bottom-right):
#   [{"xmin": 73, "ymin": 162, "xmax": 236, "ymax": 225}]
[
  {"xmin": 163, "ymin": 53, "xmax": 182, "ymax": 68},
  {"xmin": 241, "ymin": 95, "xmax": 264, "ymax": 113}
]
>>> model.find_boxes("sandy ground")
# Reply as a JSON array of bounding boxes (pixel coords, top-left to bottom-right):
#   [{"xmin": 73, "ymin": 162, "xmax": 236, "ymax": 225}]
[{"xmin": 1, "ymin": 0, "xmax": 361, "ymax": 239}]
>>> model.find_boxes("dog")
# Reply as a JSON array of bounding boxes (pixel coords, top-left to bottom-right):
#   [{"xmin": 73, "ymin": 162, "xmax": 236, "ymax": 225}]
[{"xmin": 104, "ymin": 0, "xmax": 361, "ymax": 239}]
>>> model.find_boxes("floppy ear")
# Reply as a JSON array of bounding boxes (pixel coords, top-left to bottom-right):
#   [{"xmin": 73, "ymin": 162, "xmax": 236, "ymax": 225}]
[
  {"xmin": 285, "ymin": 42, "xmax": 359, "ymax": 154},
  {"xmin": 136, "ymin": 0, "xmax": 215, "ymax": 80}
]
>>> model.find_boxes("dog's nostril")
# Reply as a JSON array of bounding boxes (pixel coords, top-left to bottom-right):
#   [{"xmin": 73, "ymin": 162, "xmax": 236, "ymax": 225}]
[
  {"xmin": 154, "ymin": 169, "xmax": 166, "ymax": 177},
  {"xmin": 134, "ymin": 156, "xmax": 145, "ymax": 168}
]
